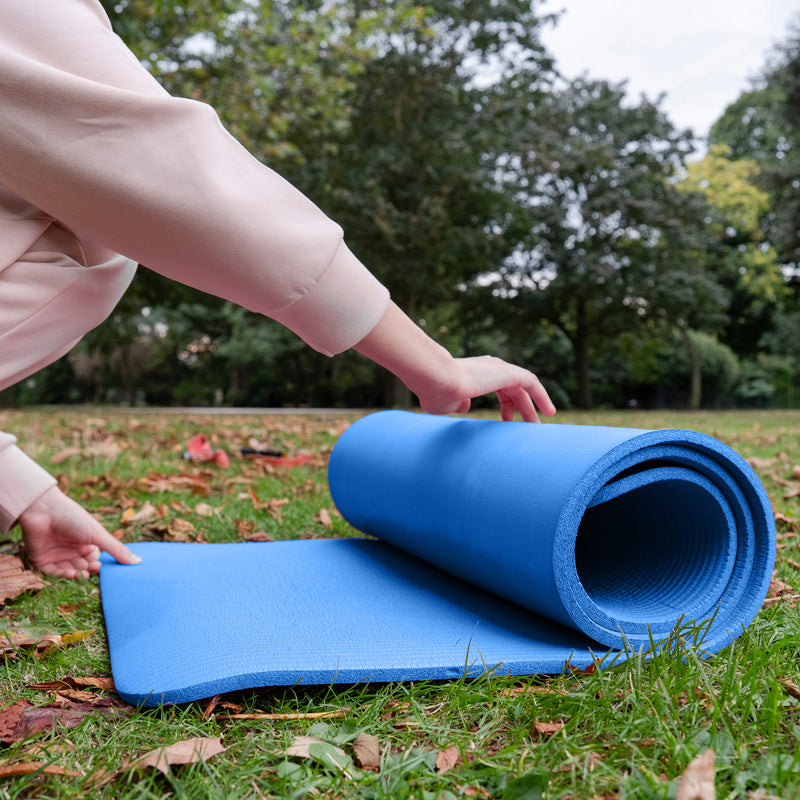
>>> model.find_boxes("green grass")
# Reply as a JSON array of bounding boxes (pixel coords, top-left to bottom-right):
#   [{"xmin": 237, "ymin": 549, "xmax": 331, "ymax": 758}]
[{"xmin": 0, "ymin": 407, "xmax": 798, "ymax": 799}]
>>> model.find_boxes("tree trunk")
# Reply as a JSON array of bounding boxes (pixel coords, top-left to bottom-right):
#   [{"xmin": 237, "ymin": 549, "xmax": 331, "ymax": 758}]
[
  {"xmin": 678, "ymin": 322, "xmax": 702, "ymax": 410},
  {"xmin": 575, "ymin": 299, "xmax": 593, "ymax": 409}
]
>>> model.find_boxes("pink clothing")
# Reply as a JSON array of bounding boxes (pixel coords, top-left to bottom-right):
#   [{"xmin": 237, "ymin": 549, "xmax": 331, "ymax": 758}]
[{"xmin": 0, "ymin": 0, "xmax": 390, "ymax": 530}]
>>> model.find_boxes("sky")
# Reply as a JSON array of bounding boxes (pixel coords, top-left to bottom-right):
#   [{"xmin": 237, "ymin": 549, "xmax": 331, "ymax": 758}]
[{"xmin": 539, "ymin": 0, "xmax": 800, "ymax": 145}]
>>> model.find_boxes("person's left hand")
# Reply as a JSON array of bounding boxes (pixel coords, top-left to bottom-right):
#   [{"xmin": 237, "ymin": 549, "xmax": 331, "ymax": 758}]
[{"xmin": 19, "ymin": 486, "xmax": 141, "ymax": 578}]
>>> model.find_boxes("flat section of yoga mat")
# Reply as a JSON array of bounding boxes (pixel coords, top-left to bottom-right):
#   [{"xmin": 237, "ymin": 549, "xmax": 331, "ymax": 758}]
[
  {"xmin": 100, "ymin": 540, "xmax": 602, "ymax": 707},
  {"xmin": 101, "ymin": 412, "xmax": 775, "ymax": 707}
]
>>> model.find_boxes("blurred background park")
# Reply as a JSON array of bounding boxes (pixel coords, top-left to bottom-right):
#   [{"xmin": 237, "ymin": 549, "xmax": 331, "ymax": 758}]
[{"xmin": 8, "ymin": 0, "xmax": 800, "ymax": 412}]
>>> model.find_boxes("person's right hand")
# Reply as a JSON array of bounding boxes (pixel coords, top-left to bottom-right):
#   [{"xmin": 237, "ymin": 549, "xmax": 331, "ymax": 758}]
[
  {"xmin": 411, "ymin": 354, "xmax": 556, "ymax": 421},
  {"xmin": 19, "ymin": 485, "xmax": 141, "ymax": 579}
]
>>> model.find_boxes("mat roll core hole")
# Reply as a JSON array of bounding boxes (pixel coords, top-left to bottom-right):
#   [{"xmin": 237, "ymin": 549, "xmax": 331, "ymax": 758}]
[{"xmin": 573, "ymin": 478, "xmax": 733, "ymax": 626}]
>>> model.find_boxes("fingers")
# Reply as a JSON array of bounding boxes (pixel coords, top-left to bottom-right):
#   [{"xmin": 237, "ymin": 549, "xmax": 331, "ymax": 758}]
[
  {"xmin": 90, "ymin": 526, "xmax": 142, "ymax": 566},
  {"xmin": 498, "ymin": 387, "xmax": 539, "ymax": 422},
  {"xmin": 466, "ymin": 358, "xmax": 556, "ymax": 422}
]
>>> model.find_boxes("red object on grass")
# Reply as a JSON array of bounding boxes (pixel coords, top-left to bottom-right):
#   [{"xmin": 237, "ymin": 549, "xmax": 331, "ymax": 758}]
[{"xmin": 186, "ymin": 435, "xmax": 230, "ymax": 468}]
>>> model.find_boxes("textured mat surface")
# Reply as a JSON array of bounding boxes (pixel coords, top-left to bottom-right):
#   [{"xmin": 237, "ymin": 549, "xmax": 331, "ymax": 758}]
[{"xmin": 100, "ymin": 411, "xmax": 775, "ymax": 706}]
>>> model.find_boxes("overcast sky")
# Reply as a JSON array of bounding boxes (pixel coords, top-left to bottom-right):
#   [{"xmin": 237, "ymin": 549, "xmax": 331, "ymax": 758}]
[{"xmin": 539, "ymin": 0, "xmax": 800, "ymax": 145}]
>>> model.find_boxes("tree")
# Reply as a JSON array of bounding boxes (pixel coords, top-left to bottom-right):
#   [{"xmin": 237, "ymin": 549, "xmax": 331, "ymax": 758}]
[
  {"xmin": 710, "ymin": 18, "xmax": 800, "ymax": 269},
  {"xmin": 496, "ymin": 77, "xmax": 713, "ymax": 408},
  {"xmin": 305, "ymin": 0, "xmax": 558, "ymax": 404},
  {"xmin": 678, "ymin": 145, "xmax": 787, "ymax": 356}
]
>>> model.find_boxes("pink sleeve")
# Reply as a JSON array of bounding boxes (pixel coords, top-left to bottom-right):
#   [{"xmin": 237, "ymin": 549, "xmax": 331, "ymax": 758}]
[
  {"xmin": 0, "ymin": 1, "xmax": 389, "ymax": 356},
  {"xmin": 0, "ymin": 432, "xmax": 57, "ymax": 533}
]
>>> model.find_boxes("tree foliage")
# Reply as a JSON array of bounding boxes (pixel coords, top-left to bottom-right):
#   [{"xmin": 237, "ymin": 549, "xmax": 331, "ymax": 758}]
[{"xmin": 12, "ymin": 2, "xmax": 797, "ymax": 410}]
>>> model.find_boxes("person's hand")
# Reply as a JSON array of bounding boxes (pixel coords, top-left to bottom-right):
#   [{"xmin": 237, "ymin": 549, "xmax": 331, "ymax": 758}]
[
  {"xmin": 410, "ymin": 355, "xmax": 556, "ymax": 422},
  {"xmin": 19, "ymin": 486, "xmax": 141, "ymax": 579},
  {"xmin": 354, "ymin": 302, "xmax": 556, "ymax": 422}
]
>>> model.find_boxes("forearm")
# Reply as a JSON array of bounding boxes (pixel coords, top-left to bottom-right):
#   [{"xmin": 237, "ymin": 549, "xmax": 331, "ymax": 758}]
[{"xmin": 353, "ymin": 303, "xmax": 455, "ymax": 400}]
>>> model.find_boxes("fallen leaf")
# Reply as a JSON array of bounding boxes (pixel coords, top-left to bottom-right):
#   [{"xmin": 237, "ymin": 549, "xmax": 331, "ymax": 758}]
[
  {"xmin": 498, "ymin": 685, "xmax": 568, "ymax": 698},
  {"xmin": 746, "ymin": 456, "xmax": 776, "ymax": 471},
  {"xmin": 121, "ymin": 501, "xmax": 159, "ymax": 525},
  {"xmin": 194, "ymin": 502, "xmax": 216, "ymax": 517},
  {"xmin": 202, "ymin": 695, "xmax": 222, "ymax": 719},
  {"xmin": 56, "ymin": 602, "xmax": 85, "ymax": 615},
  {"xmin": 0, "ymin": 555, "xmax": 45, "ymax": 603},
  {"xmin": 0, "ymin": 627, "xmax": 62, "ymax": 659},
  {"xmin": 458, "ymin": 786, "xmax": 493, "ymax": 798},
  {"xmin": 352, "ymin": 733, "xmax": 381, "ymax": 770},
  {"xmin": 0, "ymin": 698, "xmax": 128, "ymax": 743},
  {"xmin": 435, "ymin": 744, "xmax": 461, "ymax": 773},
  {"xmin": 132, "ymin": 736, "xmax": 227, "ymax": 775},
  {"xmin": 316, "ymin": 508, "xmax": 333, "ymax": 527},
  {"xmin": 226, "ymin": 709, "xmax": 347, "ymax": 721},
  {"xmin": 0, "ymin": 762, "xmax": 82, "ymax": 778},
  {"xmin": 166, "ymin": 518, "xmax": 196, "ymax": 542},
  {"xmin": 84, "ymin": 440, "xmax": 121, "ymax": 460},
  {"xmin": 532, "ymin": 720, "xmax": 565, "ymax": 738},
  {"xmin": 763, "ymin": 574, "xmax": 800, "ymax": 606},
  {"xmin": 567, "ymin": 661, "xmax": 597, "ymax": 674},
  {"xmin": 244, "ymin": 530, "xmax": 275, "ymax": 542},
  {"xmin": 60, "ymin": 628, "xmax": 95, "ymax": 646},
  {"xmin": 774, "ymin": 512, "xmax": 797, "ymax": 532},
  {"xmin": 675, "ymin": 749, "xmax": 715, "ymax": 800},
  {"xmin": 284, "ymin": 736, "xmax": 353, "ymax": 776},
  {"xmin": 779, "ymin": 677, "xmax": 800, "ymax": 700},
  {"xmin": 51, "ymin": 447, "xmax": 82, "ymax": 464},
  {"xmin": 29, "ymin": 676, "xmax": 115, "ymax": 692},
  {"xmin": 139, "ymin": 472, "xmax": 212, "ymax": 495}
]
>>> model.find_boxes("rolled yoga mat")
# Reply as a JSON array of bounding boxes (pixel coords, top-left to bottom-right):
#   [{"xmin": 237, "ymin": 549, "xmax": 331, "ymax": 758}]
[{"xmin": 100, "ymin": 411, "xmax": 775, "ymax": 707}]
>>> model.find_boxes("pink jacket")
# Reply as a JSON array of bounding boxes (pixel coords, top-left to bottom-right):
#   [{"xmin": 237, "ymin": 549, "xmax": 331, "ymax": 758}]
[{"xmin": 0, "ymin": 0, "xmax": 390, "ymax": 530}]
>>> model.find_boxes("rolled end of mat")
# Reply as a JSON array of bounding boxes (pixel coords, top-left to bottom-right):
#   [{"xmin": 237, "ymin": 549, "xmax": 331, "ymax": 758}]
[
  {"xmin": 552, "ymin": 428, "xmax": 775, "ymax": 651},
  {"xmin": 329, "ymin": 412, "xmax": 775, "ymax": 655}
]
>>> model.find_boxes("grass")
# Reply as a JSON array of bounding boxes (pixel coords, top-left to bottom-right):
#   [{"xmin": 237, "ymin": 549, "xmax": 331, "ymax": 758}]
[{"xmin": 0, "ymin": 407, "xmax": 798, "ymax": 799}]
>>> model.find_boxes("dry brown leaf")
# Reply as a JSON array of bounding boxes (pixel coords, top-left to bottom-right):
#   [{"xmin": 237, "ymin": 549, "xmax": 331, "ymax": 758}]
[
  {"xmin": 283, "ymin": 736, "xmax": 353, "ymax": 777},
  {"xmin": 194, "ymin": 502, "xmax": 216, "ymax": 517},
  {"xmin": 84, "ymin": 440, "xmax": 121, "ymax": 460},
  {"xmin": 352, "ymin": 733, "xmax": 381, "ymax": 771},
  {"xmin": 121, "ymin": 501, "xmax": 158, "ymax": 525},
  {"xmin": 746, "ymin": 456, "xmax": 776, "ymax": 471},
  {"xmin": 458, "ymin": 786, "xmax": 493, "ymax": 798},
  {"xmin": 132, "ymin": 736, "xmax": 227, "ymax": 775},
  {"xmin": 435, "ymin": 744, "xmax": 461, "ymax": 773},
  {"xmin": 29, "ymin": 676, "xmax": 115, "ymax": 692},
  {"xmin": 51, "ymin": 447, "xmax": 82, "ymax": 464},
  {"xmin": 497, "ymin": 684, "xmax": 568, "ymax": 698},
  {"xmin": 226, "ymin": 709, "xmax": 347, "ymax": 721},
  {"xmin": 675, "ymin": 749, "xmax": 716, "ymax": 800},
  {"xmin": 0, "ymin": 762, "xmax": 82, "ymax": 778},
  {"xmin": 779, "ymin": 677, "xmax": 800, "ymax": 700},
  {"xmin": 763, "ymin": 574, "xmax": 800, "ymax": 606},
  {"xmin": 316, "ymin": 508, "xmax": 333, "ymax": 527},
  {"xmin": 0, "ymin": 698, "xmax": 128, "ymax": 743},
  {"xmin": 139, "ymin": 472, "xmax": 212, "ymax": 495},
  {"xmin": 284, "ymin": 736, "xmax": 343, "ymax": 759},
  {"xmin": 243, "ymin": 530, "xmax": 275, "ymax": 542},
  {"xmin": 0, "ymin": 555, "xmax": 45, "ymax": 603},
  {"xmin": 0, "ymin": 628, "xmax": 62, "ymax": 659},
  {"xmin": 532, "ymin": 720, "xmax": 565, "ymax": 738},
  {"xmin": 774, "ymin": 512, "xmax": 797, "ymax": 531},
  {"xmin": 166, "ymin": 518, "xmax": 196, "ymax": 542},
  {"xmin": 235, "ymin": 518, "xmax": 256, "ymax": 539},
  {"xmin": 56, "ymin": 602, "xmax": 85, "ymax": 615}
]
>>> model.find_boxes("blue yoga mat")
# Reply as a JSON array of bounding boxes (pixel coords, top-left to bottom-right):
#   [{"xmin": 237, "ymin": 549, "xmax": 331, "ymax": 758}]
[{"xmin": 100, "ymin": 411, "xmax": 775, "ymax": 707}]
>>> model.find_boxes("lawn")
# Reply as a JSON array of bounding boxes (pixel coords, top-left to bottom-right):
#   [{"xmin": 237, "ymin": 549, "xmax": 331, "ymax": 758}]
[{"xmin": 0, "ymin": 407, "xmax": 798, "ymax": 799}]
